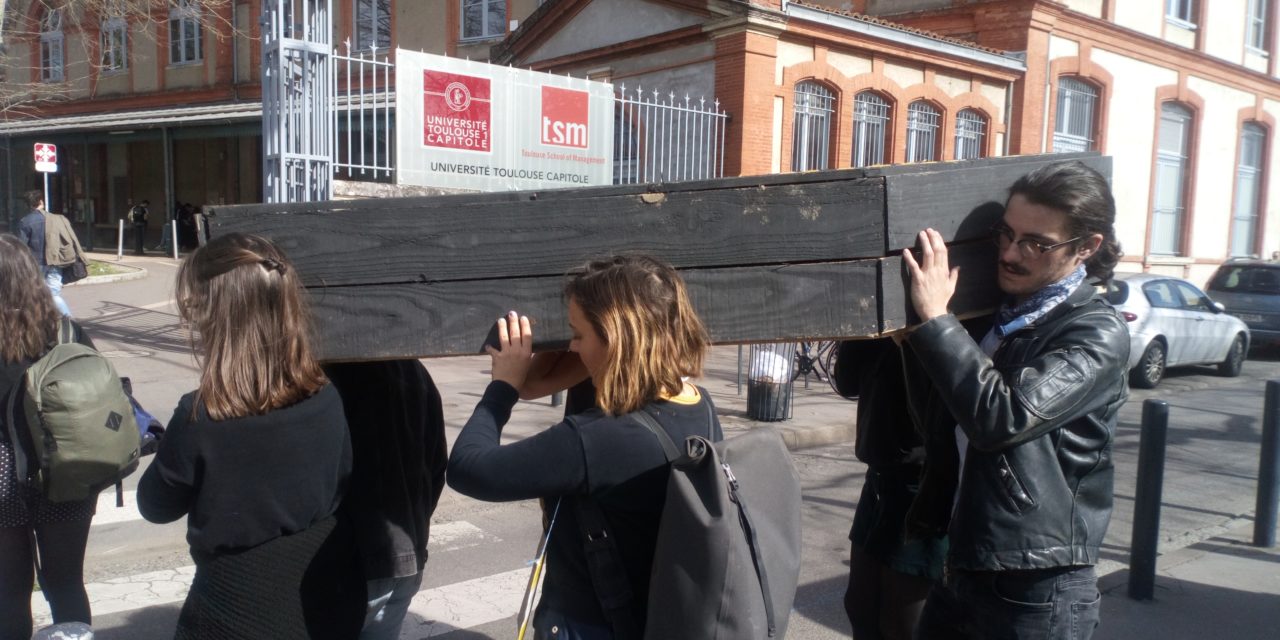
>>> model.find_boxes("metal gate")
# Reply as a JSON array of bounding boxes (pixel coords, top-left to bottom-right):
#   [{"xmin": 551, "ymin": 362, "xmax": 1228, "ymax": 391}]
[
  {"xmin": 613, "ymin": 85, "xmax": 728, "ymax": 184},
  {"xmin": 261, "ymin": 0, "xmax": 335, "ymax": 203}
]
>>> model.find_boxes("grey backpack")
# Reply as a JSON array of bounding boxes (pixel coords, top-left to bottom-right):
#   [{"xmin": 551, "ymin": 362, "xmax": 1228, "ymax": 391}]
[
  {"xmin": 5, "ymin": 318, "xmax": 140, "ymax": 502},
  {"xmin": 577, "ymin": 408, "xmax": 803, "ymax": 639}
]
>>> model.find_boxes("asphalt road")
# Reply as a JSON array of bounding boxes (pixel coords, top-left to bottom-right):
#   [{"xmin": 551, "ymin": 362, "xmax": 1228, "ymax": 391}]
[{"xmin": 44, "ymin": 256, "xmax": 1280, "ymax": 639}]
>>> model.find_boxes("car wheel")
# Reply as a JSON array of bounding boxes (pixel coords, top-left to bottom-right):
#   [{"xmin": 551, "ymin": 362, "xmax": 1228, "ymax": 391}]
[
  {"xmin": 1131, "ymin": 341, "xmax": 1166, "ymax": 389},
  {"xmin": 1217, "ymin": 335, "xmax": 1246, "ymax": 377}
]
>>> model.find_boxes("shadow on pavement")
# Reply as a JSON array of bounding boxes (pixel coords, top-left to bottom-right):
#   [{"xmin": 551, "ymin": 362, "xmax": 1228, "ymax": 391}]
[
  {"xmin": 1097, "ymin": 571, "xmax": 1280, "ymax": 640},
  {"xmin": 93, "ymin": 602, "xmax": 180, "ymax": 639},
  {"xmin": 792, "ymin": 574, "xmax": 852, "ymax": 635},
  {"xmin": 77, "ymin": 302, "xmax": 189, "ymax": 355}
]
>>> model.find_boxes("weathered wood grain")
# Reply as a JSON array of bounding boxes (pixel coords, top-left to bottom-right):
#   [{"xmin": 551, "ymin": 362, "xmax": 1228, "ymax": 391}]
[
  {"xmin": 211, "ymin": 177, "xmax": 888, "ymax": 288},
  {"xmin": 882, "ymin": 153, "xmax": 1112, "ymax": 252},
  {"xmin": 308, "ymin": 260, "xmax": 881, "ymax": 361}
]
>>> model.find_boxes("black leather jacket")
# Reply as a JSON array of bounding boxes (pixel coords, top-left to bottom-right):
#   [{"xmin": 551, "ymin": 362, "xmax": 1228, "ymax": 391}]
[{"xmin": 906, "ymin": 284, "xmax": 1130, "ymax": 571}]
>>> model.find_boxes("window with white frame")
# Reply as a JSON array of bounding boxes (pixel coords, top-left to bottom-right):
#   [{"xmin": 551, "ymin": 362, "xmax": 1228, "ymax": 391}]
[
  {"xmin": 905, "ymin": 101, "xmax": 940, "ymax": 163},
  {"xmin": 852, "ymin": 91, "xmax": 890, "ymax": 168},
  {"xmin": 792, "ymin": 81, "xmax": 835, "ymax": 172},
  {"xmin": 1232, "ymin": 123, "xmax": 1267, "ymax": 257},
  {"xmin": 169, "ymin": 0, "xmax": 203, "ymax": 65},
  {"xmin": 954, "ymin": 109, "xmax": 987, "ymax": 160},
  {"xmin": 1151, "ymin": 103, "xmax": 1193, "ymax": 255},
  {"xmin": 1248, "ymin": 0, "xmax": 1268, "ymax": 52},
  {"xmin": 461, "ymin": 0, "xmax": 506, "ymax": 41},
  {"xmin": 355, "ymin": 0, "xmax": 391, "ymax": 51},
  {"xmin": 40, "ymin": 9, "xmax": 64, "ymax": 82},
  {"xmin": 1053, "ymin": 76, "xmax": 1098, "ymax": 153},
  {"xmin": 1166, "ymin": 0, "xmax": 1196, "ymax": 27},
  {"xmin": 101, "ymin": 2, "xmax": 128, "ymax": 72}
]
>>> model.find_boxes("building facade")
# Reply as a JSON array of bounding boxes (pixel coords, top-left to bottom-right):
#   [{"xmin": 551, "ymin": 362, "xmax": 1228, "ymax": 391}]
[{"xmin": 4, "ymin": 0, "xmax": 1279, "ymax": 285}]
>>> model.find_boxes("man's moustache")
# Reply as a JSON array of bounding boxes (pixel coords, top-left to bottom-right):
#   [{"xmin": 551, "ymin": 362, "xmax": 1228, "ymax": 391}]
[{"xmin": 999, "ymin": 261, "xmax": 1030, "ymax": 276}]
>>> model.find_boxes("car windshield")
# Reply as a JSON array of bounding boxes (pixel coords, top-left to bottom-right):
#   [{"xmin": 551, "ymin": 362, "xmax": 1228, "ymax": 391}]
[{"xmin": 1208, "ymin": 265, "xmax": 1280, "ymax": 294}]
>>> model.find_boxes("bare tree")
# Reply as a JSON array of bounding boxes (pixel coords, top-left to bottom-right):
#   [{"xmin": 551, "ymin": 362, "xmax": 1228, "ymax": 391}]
[{"xmin": 0, "ymin": 0, "xmax": 236, "ymax": 116}]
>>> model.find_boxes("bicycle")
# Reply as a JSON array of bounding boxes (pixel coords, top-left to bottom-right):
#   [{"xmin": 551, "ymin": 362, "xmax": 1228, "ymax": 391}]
[{"xmin": 791, "ymin": 340, "xmax": 842, "ymax": 395}]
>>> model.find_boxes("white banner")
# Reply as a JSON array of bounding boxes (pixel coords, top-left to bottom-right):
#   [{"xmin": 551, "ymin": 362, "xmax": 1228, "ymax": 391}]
[{"xmin": 396, "ymin": 51, "xmax": 614, "ymax": 191}]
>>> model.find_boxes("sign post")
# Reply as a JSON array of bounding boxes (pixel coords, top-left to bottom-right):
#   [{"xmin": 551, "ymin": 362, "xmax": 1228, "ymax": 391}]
[{"xmin": 34, "ymin": 142, "xmax": 57, "ymax": 210}]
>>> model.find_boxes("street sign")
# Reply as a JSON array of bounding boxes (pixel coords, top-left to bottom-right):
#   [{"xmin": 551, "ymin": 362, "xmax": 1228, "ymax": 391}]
[{"xmin": 35, "ymin": 142, "xmax": 58, "ymax": 173}]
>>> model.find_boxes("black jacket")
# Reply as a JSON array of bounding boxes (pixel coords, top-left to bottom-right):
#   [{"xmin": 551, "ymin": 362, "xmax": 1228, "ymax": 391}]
[{"xmin": 906, "ymin": 284, "xmax": 1129, "ymax": 571}]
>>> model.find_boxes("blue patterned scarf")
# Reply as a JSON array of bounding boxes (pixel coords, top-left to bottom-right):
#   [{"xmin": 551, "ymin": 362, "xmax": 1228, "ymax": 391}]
[{"xmin": 994, "ymin": 264, "xmax": 1087, "ymax": 338}]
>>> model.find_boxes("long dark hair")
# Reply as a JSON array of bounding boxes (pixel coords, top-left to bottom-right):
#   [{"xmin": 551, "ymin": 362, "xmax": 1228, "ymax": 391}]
[
  {"xmin": 176, "ymin": 233, "xmax": 326, "ymax": 420},
  {"xmin": 0, "ymin": 234, "xmax": 60, "ymax": 363},
  {"xmin": 1008, "ymin": 160, "xmax": 1122, "ymax": 283}
]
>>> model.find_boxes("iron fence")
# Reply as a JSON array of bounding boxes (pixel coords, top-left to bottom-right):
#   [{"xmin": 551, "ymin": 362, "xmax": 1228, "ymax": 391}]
[
  {"xmin": 333, "ymin": 42, "xmax": 395, "ymax": 182},
  {"xmin": 613, "ymin": 85, "xmax": 728, "ymax": 184}
]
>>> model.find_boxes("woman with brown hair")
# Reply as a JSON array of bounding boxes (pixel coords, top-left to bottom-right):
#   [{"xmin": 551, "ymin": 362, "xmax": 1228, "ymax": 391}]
[
  {"xmin": 138, "ymin": 232, "xmax": 360, "ymax": 639},
  {"xmin": 448, "ymin": 254, "xmax": 721, "ymax": 639},
  {"xmin": 0, "ymin": 234, "xmax": 97, "ymax": 640}
]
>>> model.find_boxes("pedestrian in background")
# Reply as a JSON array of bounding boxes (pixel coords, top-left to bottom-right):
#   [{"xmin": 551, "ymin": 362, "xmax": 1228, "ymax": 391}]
[
  {"xmin": 902, "ymin": 161, "xmax": 1129, "ymax": 639},
  {"xmin": 325, "ymin": 360, "xmax": 449, "ymax": 639},
  {"xmin": 16, "ymin": 191, "xmax": 72, "ymax": 317},
  {"xmin": 0, "ymin": 234, "xmax": 98, "ymax": 640},
  {"xmin": 128, "ymin": 200, "xmax": 149, "ymax": 256},
  {"xmin": 448, "ymin": 254, "xmax": 720, "ymax": 638},
  {"xmin": 137, "ymin": 232, "xmax": 361, "ymax": 639}
]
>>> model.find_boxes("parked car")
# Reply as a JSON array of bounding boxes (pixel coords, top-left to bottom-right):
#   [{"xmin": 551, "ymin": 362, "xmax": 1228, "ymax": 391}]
[
  {"xmin": 1106, "ymin": 273, "xmax": 1249, "ymax": 388},
  {"xmin": 1205, "ymin": 259, "xmax": 1280, "ymax": 346}
]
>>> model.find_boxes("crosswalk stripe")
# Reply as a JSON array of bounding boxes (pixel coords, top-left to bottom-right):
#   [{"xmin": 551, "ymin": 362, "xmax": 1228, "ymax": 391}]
[
  {"xmin": 399, "ymin": 568, "xmax": 529, "ymax": 639},
  {"xmin": 92, "ymin": 490, "xmax": 144, "ymax": 527},
  {"xmin": 35, "ymin": 520, "xmax": 514, "ymax": 631}
]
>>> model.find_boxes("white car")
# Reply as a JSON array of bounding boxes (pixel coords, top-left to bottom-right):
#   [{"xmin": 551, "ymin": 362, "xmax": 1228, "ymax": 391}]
[{"xmin": 1106, "ymin": 273, "xmax": 1250, "ymax": 388}]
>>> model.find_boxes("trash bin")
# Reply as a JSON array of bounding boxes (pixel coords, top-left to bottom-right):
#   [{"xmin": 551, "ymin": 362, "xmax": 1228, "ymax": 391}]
[{"xmin": 746, "ymin": 343, "xmax": 795, "ymax": 421}]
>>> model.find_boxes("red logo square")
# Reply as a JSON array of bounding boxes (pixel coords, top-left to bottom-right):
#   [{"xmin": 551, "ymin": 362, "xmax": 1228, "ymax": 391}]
[
  {"xmin": 424, "ymin": 71, "xmax": 491, "ymax": 152},
  {"xmin": 541, "ymin": 86, "xmax": 589, "ymax": 149}
]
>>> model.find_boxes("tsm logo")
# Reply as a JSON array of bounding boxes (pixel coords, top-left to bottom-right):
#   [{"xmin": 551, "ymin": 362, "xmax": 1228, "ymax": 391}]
[{"xmin": 541, "ymin": 86, "xmax": 589, "ymax": 149}]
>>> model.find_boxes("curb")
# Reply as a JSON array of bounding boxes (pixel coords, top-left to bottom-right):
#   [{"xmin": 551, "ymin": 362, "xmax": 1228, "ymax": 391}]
[
  {"xmin": 720, "ymin": 415, "xmax": 856, "ymax": 452},
  {"xmin": 73, "ymin": 264, "xmax": 148, "ymax": 286}
]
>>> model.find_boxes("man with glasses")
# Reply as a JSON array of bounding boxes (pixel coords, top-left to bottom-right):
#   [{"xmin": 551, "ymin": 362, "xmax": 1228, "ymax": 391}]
[{"xmin": 898, "ymin": 161, "xmax": 1129, "ymax": 639}]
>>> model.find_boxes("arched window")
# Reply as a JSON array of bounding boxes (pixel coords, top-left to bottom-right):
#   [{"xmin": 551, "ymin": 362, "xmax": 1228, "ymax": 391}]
[
  {"xmin": 1054, "ymin": 76, "xmax": 1099, "ymax": 153},
  {"xmin": 1151, "ymin": 103, "xmax": 1194, "ymax": 255},
  {"xmin": 101, "ymin": 0, "xmax": 129, "ymax": 72},
  {"xmin": 851, "ymin": 91, "xmax": 890, "ymax": 168},
  {"xmin": 40, "ymin": 9, "xmax": 64, "ymax": 82},
  {"xmin": 169, "ymin": 0, "xmax": 204, "ymax": 65},
  {"xmin": 905, "ymin": 100, "xmax": 940, "ymax": 163},
  {"xmin": 792, "ymin": 81, "xmax": 835, "ymax": 171},
  {"xmin": 1232, "ymin": 122, "xmax": 1267, "ymax": 256},
  {"xmin": 954, "ymin": 109, "xmax": 987, "ymax": 160}
]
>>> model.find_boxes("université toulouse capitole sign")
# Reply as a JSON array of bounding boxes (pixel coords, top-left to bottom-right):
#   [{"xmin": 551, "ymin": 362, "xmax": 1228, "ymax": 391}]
[{"xmin": 396, "ymin": 51, "xmax": 615, "ymax": 192}]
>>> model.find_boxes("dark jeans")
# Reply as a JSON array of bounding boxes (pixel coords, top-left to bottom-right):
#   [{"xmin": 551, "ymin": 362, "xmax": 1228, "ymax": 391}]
[
  {"xmin": 133, "ymin": 224, "xmax": 146, "ymax": 255},
  {"xmin": 532, "ymin": 610, "xmax": 614, "ymax": 640},
  {"xmin": 915, "ymin": 566, "xmax": 1101, "ymax": 640}
]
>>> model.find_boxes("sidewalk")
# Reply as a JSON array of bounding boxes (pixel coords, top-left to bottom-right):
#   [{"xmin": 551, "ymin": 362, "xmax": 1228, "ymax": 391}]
[{"xmin": 1097, "ymin": 521, "xmax": 1280, "ymax": 640}]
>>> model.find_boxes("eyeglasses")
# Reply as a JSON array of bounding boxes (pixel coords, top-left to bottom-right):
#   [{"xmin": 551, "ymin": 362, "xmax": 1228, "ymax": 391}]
[{"xmin": 991, "ymin": 225, "xmax": 1081, "ymax": 259}]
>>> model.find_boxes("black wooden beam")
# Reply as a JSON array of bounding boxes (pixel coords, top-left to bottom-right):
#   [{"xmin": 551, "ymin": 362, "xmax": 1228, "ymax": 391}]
[{"xmin": 307, "ymin": 260, "xmax": 880, "ymax": 361}]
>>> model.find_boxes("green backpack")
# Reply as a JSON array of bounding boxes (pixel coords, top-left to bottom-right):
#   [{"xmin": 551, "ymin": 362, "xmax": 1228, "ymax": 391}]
[{"xmin": 4, "ymin": 319, "xmax": 141, "ymax": 502}]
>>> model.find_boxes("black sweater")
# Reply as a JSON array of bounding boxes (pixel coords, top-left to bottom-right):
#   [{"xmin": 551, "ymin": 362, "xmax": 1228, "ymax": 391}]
[
  {"xmin": 137, "ymin": 384, "xmax": 352, "ymax": 558},
  {"xmin": 325, "ymin": 360, "xmax": 448, "ymax": 580},
  {"xmin": 447, "ymin": 381, "xmax": 722, "ymax": 628}
]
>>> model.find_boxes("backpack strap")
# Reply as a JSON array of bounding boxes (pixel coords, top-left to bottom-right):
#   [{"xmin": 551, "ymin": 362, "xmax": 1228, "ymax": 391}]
[
  {"xmin": 57, "ymin": 317, "xmax": 75, "ymax": 346},
  {"xmin": 574, "ymin": 497, "xmax": 642, "ymax": 639}
]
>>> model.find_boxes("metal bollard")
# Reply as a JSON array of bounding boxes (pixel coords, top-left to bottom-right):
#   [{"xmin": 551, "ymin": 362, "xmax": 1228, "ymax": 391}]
[
  {"xmin": 1254, "ymin": 380, "xmax": 1280, "ymax": 546},
  {"xmin": 116, "ymin": 220, "xmax": 125, "ymax": 261},
  {"xmin": 550, "ymin": 390, "xmax": 564, "ymax": 408},
  {"xmin": 737, "ymin": 345, "xmax": 743, "ymax": 396},
  {"xmin": 1128, "ymin": 398, "xmax": 1169, "ymax": 601}
]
